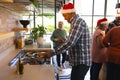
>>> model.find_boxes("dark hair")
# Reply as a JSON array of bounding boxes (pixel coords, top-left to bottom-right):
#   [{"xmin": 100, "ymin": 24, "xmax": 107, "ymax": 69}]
[
  {"xmin": 99, "ymin": 23, "xmax": 105, "ymax": 27},
  {"xmin": 98, "ymin": 23, "xmax": 107, "ymax": 29}
]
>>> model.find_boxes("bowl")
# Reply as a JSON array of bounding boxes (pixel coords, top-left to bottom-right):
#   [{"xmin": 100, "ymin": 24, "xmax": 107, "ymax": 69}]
[{"xmin": 20, "ymin": 20, "xmax": 30, "ymax": 28}]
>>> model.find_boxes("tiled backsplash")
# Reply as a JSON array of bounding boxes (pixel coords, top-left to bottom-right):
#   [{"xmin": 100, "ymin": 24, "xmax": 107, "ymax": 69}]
[{"xmin": 0, "ymin": 7, "xmax": 21, "ymax": 54}]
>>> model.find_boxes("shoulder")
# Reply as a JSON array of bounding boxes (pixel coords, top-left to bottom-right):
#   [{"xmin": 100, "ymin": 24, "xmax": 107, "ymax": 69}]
[
  {"xmin": 75, "ymin": 18, "xmax": 87, "ymax": 28},
  {"xmin": 111, "ymin": 27, "xmax": 120, "ymax": 31},
  {"xmin": 54, "ymin": 29, "xmax": 59, "ymax": 31},
  {"xmin": 52, "ymin": 29, "xmax": 58, "ymax": 33},
  {"xmin": 107, "ymin": 27, "xmax": 120, "ymax": 35}
]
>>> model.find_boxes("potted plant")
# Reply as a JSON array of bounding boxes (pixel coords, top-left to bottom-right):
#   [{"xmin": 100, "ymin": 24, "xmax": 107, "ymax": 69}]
[{"xmin": 31, "ymin": 24, "xmax": 47, "ymax": 45}]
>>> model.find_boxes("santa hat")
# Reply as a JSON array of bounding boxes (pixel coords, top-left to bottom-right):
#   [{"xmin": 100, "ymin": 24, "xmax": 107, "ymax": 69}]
[
  {"xmin": 116, "ymin": 12, "xmax": 120, "ymax": 17},
  {"xmin": 61, "ymin": 3, "xmax": 76, "ymax": 13},
  {"xmin": 96, "ymin": 18, "xmax": 108, "ymax": 27}
]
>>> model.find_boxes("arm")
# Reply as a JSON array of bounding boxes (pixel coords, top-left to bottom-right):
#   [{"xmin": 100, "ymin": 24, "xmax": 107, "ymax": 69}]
[
  {"xmin": 50, "ymin": 31, "xmax": 56, "ymax": 42},
  {"xmin": 96, "ymin": 34, "xmax": 105, "ymax": 48},
  {"xmin": 55, "ymin": 20, "xmax": 84, "ymax": 53},
  {"xmin": 103, "ymin": 30, "xmax": 112, "ymax": 47}
]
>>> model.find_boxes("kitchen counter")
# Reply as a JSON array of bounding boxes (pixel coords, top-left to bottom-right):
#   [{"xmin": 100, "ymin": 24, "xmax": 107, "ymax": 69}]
[
  {"xmin": 0, "ymin": 64, "xmax": 56, "ymax": 80},
  {"xmin": 0, "ymin": 42, "xmax": 56, "ymax": 80}
]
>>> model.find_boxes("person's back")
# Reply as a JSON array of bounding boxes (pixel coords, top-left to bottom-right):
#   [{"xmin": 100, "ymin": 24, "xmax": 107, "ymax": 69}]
[
  {"xmin": 103, "ymin": 26, "xmax": 120, "ymax": 80},
  {"xmin": 91, "ymin": 29, "xmax": 107, "ymax": 62},
  {"xmin": 104, "ymin": 27, "xmax": 120, "ymax": 64}
]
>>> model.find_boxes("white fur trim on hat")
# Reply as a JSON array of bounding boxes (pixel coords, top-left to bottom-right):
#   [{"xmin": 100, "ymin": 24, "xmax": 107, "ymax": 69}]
[
  {"xmin": 100, "ymin": 21, "xmax": 108, "ymax": 24},
  {"xmin": 61, "ymin": 9, "xmax": 76, "ymax": 13}
]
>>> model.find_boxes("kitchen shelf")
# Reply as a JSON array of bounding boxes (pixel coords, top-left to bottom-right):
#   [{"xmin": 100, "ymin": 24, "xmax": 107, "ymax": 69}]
[
  {"xmin": 12, "ymin": 27, "xmax": 31, "ymax": 31},
  {"xmin": 0, "ymin": 32, "xmax": 14, "ymax": 41}
]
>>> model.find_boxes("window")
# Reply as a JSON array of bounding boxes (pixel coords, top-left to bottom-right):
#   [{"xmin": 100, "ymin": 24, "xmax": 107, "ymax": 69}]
[
  {"xmin": 75, "ymin": 0, "xmax": 118, "ymax": 34},
  {"xmin": 22, "ymin": 0, "xmax": 119, "ymax": 40}
]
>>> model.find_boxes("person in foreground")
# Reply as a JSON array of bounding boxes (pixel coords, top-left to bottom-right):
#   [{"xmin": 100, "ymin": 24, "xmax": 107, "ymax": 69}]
[
  {"xmin": 39, "ymin": 3, "xmax": 91, "ymax": 80},
  {"xmin": 50, "ymin": 21, "xmax": 67, "ymax": 70},
  {"xmin": 103, "ymin": 26, "xmax": 120, "ymax": 80},
  {"xmin": 90, "ymin": 18, "xmax": 108, "ymax": 80}
]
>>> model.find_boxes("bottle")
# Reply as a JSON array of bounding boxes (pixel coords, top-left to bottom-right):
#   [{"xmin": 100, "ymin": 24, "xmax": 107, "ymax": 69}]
[
  {"xmin": 18, "ymin": 37, "xmax": 22, "ymax": 49},
  {"xmin": 16, "ymin": 57, "xmax": 24, "ymax": 75}
]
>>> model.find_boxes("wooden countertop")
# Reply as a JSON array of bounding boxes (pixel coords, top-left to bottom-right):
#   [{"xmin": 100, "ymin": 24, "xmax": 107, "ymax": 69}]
[
  {"xmin": 0, "ymin": 64, "xmax": 56, "ymax": 80},
  {"xmin": 0, "ymin": 43, "xmax": 55, "ymax": 80}
]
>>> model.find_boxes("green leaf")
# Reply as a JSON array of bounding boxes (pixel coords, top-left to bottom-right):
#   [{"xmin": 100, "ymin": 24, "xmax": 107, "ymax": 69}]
[
  {"xmin": 30, "ymin": 24, "xmax": 47, "ymax": 39},
  {"xmin": 29, "ymin": 0, "xmax": 38, "ymax": 8}
]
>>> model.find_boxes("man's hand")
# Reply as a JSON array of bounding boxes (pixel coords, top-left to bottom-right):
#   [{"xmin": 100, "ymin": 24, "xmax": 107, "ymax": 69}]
[
  {"xmin": 38, "ymin": 50, "xmax": 53, "ymax": 60},
  {"xmin": 54, "ymin": 38, "xmax": 64, "ymax": 43},
  {"xmin": 39, "ymin": 52, "xmax": 47, "ymax": 58}
]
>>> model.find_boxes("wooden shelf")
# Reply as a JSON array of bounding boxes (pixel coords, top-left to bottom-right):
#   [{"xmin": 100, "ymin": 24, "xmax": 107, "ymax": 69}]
[
  {"xmin": 12, "ymin": 28, "xmax": 31, "ymax": 31},
  {"xmin": 0, "ymin": 32, "xmax": 14, "ymax": 41}
]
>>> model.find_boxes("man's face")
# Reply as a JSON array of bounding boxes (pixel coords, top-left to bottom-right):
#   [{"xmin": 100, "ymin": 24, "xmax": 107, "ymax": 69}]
[
  {"xmin": 62, "ymin": 13, "xmax": 71, "ymax": 23},
  {"xmin": 58, "ymin": 22, "xmax": 63, "ymax": 30}
]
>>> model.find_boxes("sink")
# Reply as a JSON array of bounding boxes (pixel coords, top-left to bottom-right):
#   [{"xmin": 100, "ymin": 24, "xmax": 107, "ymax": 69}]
[
  {"xmin": 22, "ymin": 52, "xmax": 47, "ymax": 65},
  {"xmin": 9, "ymin": 50, "xmax": 50, "ymax": 67}
]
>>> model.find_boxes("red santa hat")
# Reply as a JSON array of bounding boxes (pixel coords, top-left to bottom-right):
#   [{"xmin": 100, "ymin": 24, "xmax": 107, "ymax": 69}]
[
  {"xmin": 96, "ymin": 18, "xmax": 108, "ymax": 27},
  {"xmin": 61, "ymin": 3, "xmax": 76, "ymax": 13}
]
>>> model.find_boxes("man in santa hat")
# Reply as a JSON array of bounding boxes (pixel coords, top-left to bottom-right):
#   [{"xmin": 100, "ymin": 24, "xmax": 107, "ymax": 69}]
[{"xmin": 39, "ymin": 3, "xmax": 91, "ymax": 80}]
